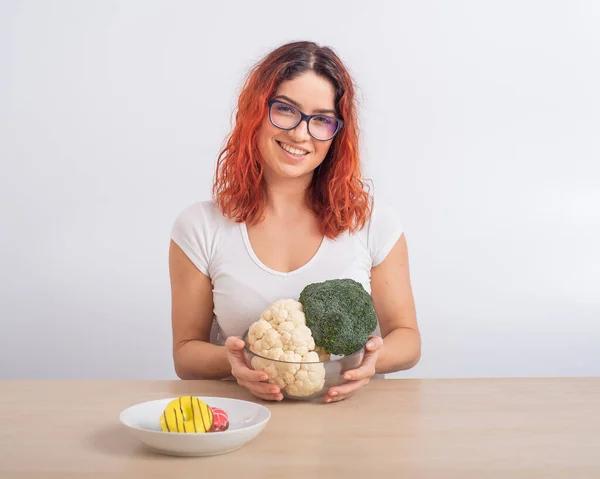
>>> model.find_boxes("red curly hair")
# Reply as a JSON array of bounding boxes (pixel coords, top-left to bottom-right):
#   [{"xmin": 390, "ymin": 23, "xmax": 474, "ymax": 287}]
[{"xmin": 212, "ymin": 41, "xmax": 372, "ymax": 239}]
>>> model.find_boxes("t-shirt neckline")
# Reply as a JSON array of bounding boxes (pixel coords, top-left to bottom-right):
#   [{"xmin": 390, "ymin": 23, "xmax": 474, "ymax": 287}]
[{"xmin": 239, "ymin": 223, "xmax": 326, "ymax": 277}]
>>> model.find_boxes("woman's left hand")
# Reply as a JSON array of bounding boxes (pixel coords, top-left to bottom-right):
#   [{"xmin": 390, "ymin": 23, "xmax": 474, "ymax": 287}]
[{"xmin": 324, "ymin": 335, "xmax": 383, "ymax": 403}]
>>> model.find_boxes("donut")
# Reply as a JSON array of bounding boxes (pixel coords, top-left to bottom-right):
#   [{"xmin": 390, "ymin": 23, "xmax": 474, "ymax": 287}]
[
  {"xmin": 159, "ymin": 396, "xmax": 213, "ymax": 433},
  {"xmin": 209, "ymin": 406, "xmax": 229, "ymax": 432}
]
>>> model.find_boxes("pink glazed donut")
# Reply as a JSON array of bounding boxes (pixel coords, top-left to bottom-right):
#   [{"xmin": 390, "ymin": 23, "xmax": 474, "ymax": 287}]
[{"xmin": 209, "ymin": 406, "xmax": 229, "ymax": 432}]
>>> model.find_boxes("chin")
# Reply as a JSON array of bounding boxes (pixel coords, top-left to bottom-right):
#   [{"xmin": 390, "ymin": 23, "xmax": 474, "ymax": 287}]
[{"xmin": 273, "ymin": 162, "xmax": 314, "ymax": 180}]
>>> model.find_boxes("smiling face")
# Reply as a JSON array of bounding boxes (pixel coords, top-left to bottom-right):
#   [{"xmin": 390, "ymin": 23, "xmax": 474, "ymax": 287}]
[{"xmin": 257, "ymin": 71, "xmax": 338, "ymax": 183}]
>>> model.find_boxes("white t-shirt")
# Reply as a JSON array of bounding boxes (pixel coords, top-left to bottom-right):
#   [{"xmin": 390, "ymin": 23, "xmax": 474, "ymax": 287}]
[{"xmin": 170, "ymin": 193, "xmax": 404, "ymax": 347}]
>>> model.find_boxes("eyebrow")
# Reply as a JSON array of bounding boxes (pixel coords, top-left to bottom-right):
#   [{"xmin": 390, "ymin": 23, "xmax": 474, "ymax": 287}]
[{"xmin": 273, "ymin": 95, "xmax": 337, "ymax": 116}]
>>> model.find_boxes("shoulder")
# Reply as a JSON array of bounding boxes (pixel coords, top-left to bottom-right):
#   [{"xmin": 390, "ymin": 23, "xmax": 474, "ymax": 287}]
[
  {"xmin": 361, "ymin": 185, "xmax": 405, "ymax": 267},
  {"xmin": 170, "ymin": 199, "xmax": 231, "ymax": 276},
  {"xmin": 172, "ymin": 200, "xmax": 224, "ymax": 229}
]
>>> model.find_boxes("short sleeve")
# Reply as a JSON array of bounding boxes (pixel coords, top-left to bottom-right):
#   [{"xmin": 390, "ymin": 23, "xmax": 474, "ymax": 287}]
[
  {"xmin": 367, "ymin": 195, "xmax": 404, "ymax": 267},
  {"xmin": 170, "ymin": 201, "xmax": 216, "ymax": 276}
]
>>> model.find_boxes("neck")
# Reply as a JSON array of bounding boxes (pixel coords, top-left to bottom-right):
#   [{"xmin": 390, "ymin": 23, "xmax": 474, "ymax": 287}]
[{"xmin": 262, "ymin": 172, "xmax": 313, "ymax": 217}]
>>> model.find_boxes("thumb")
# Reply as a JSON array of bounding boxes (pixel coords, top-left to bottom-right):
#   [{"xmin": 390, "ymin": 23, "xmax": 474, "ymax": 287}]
[
  {"xmin": 365, "ymin": 336, "xmax": 383, "ymax": 353},
  {"xmin": 225, "ymin": 336, "xmax": 245, "ymax": 351},
  {"xmin": 225, "ymin": 336, "xmax": 251, "ymax": 370}
]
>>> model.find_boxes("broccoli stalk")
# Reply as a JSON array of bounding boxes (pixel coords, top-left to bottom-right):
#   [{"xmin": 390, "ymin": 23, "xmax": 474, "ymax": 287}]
[{"xmin": 298, "ymin": 278, "xmax": 378, "ymax": 356}]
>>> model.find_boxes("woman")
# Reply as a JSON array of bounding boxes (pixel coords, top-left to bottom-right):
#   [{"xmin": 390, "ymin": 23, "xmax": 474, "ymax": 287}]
[{"xmin": 169, "ymin": 41, "xmax": 420, "ymax": 403}]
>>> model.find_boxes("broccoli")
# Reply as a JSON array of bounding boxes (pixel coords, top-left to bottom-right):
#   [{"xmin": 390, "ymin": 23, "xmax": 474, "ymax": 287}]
[{"xmin": 298, "ymin": 278, "xmax": 378, "ymax": 356}]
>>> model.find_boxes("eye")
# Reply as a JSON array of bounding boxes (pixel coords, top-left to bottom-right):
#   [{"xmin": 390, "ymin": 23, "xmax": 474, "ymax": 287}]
[
  {"xmin": 275, "ymin": 104, "xmax": 295, "ymax": 115},
  {"xmin": 313, "ymin": 116, "xmax": 334, "ymax": 125}
]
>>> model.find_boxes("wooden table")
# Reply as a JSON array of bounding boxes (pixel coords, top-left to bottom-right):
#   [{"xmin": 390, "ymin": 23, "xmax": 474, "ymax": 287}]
[{"xmin": 0, "ymin": 378, "xmax": 598, "ymax": 478}]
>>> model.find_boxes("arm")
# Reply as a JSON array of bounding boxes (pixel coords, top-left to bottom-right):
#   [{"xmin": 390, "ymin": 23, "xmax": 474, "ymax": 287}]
[
  {"xmin": 325, "ymin": 233, "xmax": 420, "ymax": 402},
  {"xmin": 370, "ymin": 233, "xmax": 421, "ymax": 374},
  {"xmin": 169, "ymin": 240, "xmax": 285, "ymax": 399},
  {"xmin": 169, "ymin": 240, "xmax": 231, "ymax": 379}
]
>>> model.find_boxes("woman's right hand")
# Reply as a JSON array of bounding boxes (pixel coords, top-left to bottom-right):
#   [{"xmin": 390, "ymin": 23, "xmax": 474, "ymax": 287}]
[{"xmin": 224, "ymin": 336, "xmax": 283, "ymax": 401}]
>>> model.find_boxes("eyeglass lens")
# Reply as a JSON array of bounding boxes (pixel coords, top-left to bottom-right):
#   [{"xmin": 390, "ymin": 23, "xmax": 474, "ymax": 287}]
[{"xmin": 270, "ymin": 101, "xmax": 339, "ymax": 140}]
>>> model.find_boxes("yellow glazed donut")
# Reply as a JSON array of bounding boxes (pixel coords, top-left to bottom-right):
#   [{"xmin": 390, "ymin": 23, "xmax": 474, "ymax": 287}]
[{"xmin": 159, "ymin": 396, "xmax": 214, "ymax": 433}]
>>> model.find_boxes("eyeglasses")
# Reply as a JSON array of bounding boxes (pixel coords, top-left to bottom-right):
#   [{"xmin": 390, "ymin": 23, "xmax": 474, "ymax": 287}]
[{"xmin": 267, "ymin": 99, "xmax": 344, "ymax": 141}]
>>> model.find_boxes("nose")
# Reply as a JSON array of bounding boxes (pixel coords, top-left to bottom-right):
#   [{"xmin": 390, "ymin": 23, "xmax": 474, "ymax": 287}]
[{"xmin": 287, "ymin": 119, "xmax": 311, "ymax": 142}]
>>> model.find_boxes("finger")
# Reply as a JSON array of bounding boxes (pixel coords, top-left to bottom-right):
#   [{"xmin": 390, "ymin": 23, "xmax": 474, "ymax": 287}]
[
  {"xmin": 343, "ymin": 337, "xmax": 383, "ymax": 381},
  {"xmin": 365, "ymin": 336, "xmax": 384, "ymax": 352},
  {"xmin": 238, "ymin": 378, "xmax": 281, "ymax": 396},
  {"xmin": 224, "ymin": 337, "xmax": 269, "ymax": 382},
  {"xmin": 343, "ymin": 358, "xmax": 376, "ymax": 381},
  {"xmin": 325, "ymin": 394, "xmax": 350, "ymax": 403},
  {"xmin": 245, "ymin": 389, "xmax": 282, "ymax": 401},
  {"xmin": 254, "ymin": 393, "xmax": 284, "ymax": 401},
  {"xmin": 330, "ymin": 377, "xmax": 370, "ymax": 398},
  {"xmin": 231, "ymin": 361, "xmax": 269, "ymax": 383},
  {"xmin": 224, "ymin": 336, "xmax": 245, "ymax": 351},
  {"xmin": 224, "ymin": 337, "xmax": 247, "ymax": 367},
  {"xmin": 238, "ymin": 380, "xmax": 283, "ymax": 401}
]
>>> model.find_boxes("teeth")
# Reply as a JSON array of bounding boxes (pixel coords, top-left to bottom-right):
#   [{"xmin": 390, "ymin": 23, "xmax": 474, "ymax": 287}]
[{"xmin": 279, "ymin": 142, "xmax": 308, "ymax": 156}]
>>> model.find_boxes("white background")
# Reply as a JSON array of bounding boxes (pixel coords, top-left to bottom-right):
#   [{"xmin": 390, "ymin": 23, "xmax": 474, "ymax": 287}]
[{"xmin": 1, "ymin": 1, "xmax": 598, "ymax": 380}]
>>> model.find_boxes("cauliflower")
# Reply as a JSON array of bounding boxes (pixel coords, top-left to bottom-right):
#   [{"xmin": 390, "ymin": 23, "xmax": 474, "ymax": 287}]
[{"xmin": 247, "ymin": 299, "xmax": 325, "ymax": 397}]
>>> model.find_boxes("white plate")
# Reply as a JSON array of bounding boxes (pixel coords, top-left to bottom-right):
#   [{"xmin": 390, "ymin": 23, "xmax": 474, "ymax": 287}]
[{"xmin": 119, "ymin": 396, "xmax": 271, "ymax": 456}]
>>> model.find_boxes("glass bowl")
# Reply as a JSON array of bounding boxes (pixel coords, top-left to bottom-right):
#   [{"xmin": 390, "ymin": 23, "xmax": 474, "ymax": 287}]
[{"xmin": 241, "ymin": 330, "xmax": 365, "ymax": 401}]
